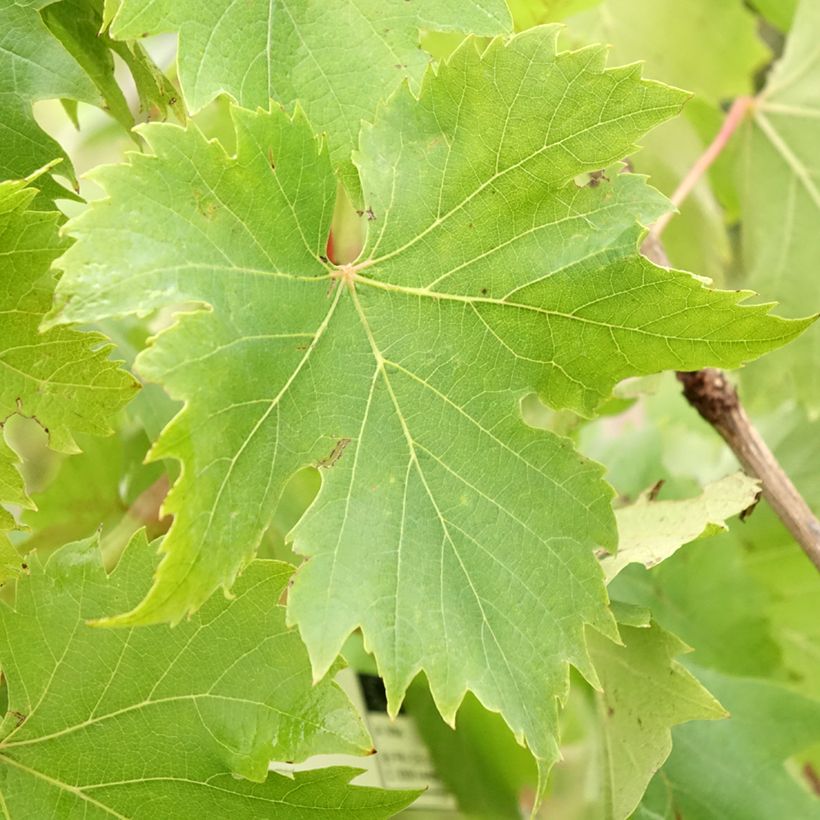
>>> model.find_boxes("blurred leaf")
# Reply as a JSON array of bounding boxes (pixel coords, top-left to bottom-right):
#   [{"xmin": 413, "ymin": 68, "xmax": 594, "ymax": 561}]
[
  {"xmin": 638, "ymin": 668, "xmax": 820, "ymax": 820},
  {"xmin": 0, "ymin": 1, "xmax": 97, "ymax": 196},
  {"xmin": 588, "ymin": 613, "xmax": 725, "ymax": 820},
  {"xmin": 0, "ymin": 175, "xmax": 137, "ymax": 575},
  {"xmin": 42, "ymin": 0, "xmax": 133, "ymax": 130},
  {"xmin": 44, "ymin": 0, "xmax": 174, "ymax": 125},
  {"xmin": 405, "ymin": 686, "xmax": 537, "ymax": 818},
  {"xmin": 0, "ymin": 0, "xmax": 171, "ymax": 198},
  {"xmin": 21, "ymin": 429, "xmax": 163, "ymax": 554},
  {"xmin": 749, "ymin": 0, "xmax": 798, "ymax": 32},
  {"xmin": 508, "ymin": 0, "xmax": 602, "ymax": 28},
  {"xmin": 635, "ymin": 115, "xmax": 731, "ymax": 283},
  {"xmin": 562, "ymin": 0, "xmax": 769, "ymax": 105},
  {"xmin": 736, "ymin": 0, "xmax": 820, "ymax": 411},
  {"xmin": 734, "ymin": 505, "xmax": 820, "ymax": 697},
  {"xmin": 610, "ymin": 538, "xmax": 783, "ymax": 678}
]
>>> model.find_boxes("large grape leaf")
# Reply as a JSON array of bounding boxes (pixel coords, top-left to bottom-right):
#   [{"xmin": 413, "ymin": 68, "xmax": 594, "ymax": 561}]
[
  {"xmin": 637, "ymin": 668, "xmax": 820, "ymax": 820},
  {"xmin": 49, "ymin": 28, "xmax": 811, "ymax": 780},
  {"xmin": 0, "ymin": 531, "xmax": 418, "ymax": 817},
  {"xmin": 737, "ymin": 0, "xmax": 820, "ymax": 410},
  {"xmin": 104, "ymin": 0, "xmax": 512, "ymax": 194},
  {"xmin": 588, "ymin": 607, "xmax": 725, "ymax": 820},
  {"xmin": 0, "ymin": 175, "xmax": 137, "ymax": 572},
  {"xmin": 602, "ymin": 472, "xmax": 760, "ymax": 581}
]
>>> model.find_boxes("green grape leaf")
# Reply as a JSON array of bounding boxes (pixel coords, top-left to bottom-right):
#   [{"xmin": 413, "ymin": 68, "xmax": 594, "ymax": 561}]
[
  {"xmin": 589, "ymin": 611, "xmax": 725, "ymax": 820},
  {"xmin": 639, "ymin": 668, "xmax": 820, "ymax": 820},
  {"xmin": 737, "ymin": 0, "xmax": 820, "ymax": 410},
  {"xmin": 563, "ymin": 0, "xmax": 769, "ymax": 105},
  {"xmin": 603, "ymin": 472, "xmax": 761, "ymax": 581},
  {"xmin": 0, "ymin": 175, "xmax": 137, "ymax": 571},
  {"xmin": 0, "ymin": 532, "xmax": 417, "ymax": 817},
  {"xmin": 104, "ymin": 0, "xmax": 512, "ymax": 194},
  {"xmin": 49, "ymin": 28, "xmax": 810, "ymax": 782}
]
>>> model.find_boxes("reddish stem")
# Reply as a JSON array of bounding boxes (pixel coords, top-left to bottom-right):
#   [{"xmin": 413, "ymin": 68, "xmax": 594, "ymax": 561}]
[{"xmin": 649, "ymin": 96, "xmax": 754, "ymax": 241}]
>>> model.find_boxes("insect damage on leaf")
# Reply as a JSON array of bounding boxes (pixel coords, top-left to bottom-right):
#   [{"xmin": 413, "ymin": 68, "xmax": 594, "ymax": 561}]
[
  {"xmin": 48, "ymin": 25, "xmax": 812, "ymax": 790},
  {"xmin": 317, "ymin": 438, "xmax": 352, "ymax": 469}
]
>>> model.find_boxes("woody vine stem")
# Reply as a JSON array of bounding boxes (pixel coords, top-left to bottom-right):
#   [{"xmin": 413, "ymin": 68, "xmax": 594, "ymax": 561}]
[{"xmin": 642, "ymin": 96, "xmax": 820, "ymax": 573}]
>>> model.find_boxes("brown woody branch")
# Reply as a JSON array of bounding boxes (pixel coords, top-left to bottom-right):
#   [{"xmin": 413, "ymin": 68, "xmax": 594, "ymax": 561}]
[
  {"xmin": 642, "ymin": 235, "xmax": 820, "ymax": 572},
  {"xmin": 676, "ymin": 369, "xmax": 820, "ymax": 571}
]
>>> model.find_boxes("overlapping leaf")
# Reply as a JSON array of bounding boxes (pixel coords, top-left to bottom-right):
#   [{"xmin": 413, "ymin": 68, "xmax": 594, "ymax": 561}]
[
  {"xmin": 737, "ymin": 0, "xmax": 820, "ymax": 409},
  {"xmin": 588, "ymin": 607, "xmax": 725, "ymax": 820},
  {"xmin": 602, "ymin": 472, "xmax": 760, "ymax": 581},
  {"xmin": 0, "ymin": 1, "xmax": 167, "ymax": 199},
  {"xmin": 637, "ymin": 668, "xmax": 820, "ymax": 820},
  {"xmin": 0, "ymin": 176, "xmax": 137, "ymax": 575},
  {"xmin": 0, "ymin": 0, "xmax": 94, "ymax": 197},
  {"xmin": 42, "ymin": 0, "xmax": 173, "ymax": 129},
  {"xmin": 104, "ymin": 0, "xmax": 512, "ymax": 193},
  {"xmin": 50, "ymin": 28, "xmax": 811, "ymax": 782},
  {"xmin": 0, "ymin": 532, "xmax": 417, "ymax": 817}
]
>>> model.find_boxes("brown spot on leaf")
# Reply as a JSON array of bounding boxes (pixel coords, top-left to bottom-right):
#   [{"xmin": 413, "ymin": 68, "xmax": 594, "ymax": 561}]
[{"xmin": 316, "ymin": 438, "xmax": 352, "ymax": 469}]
